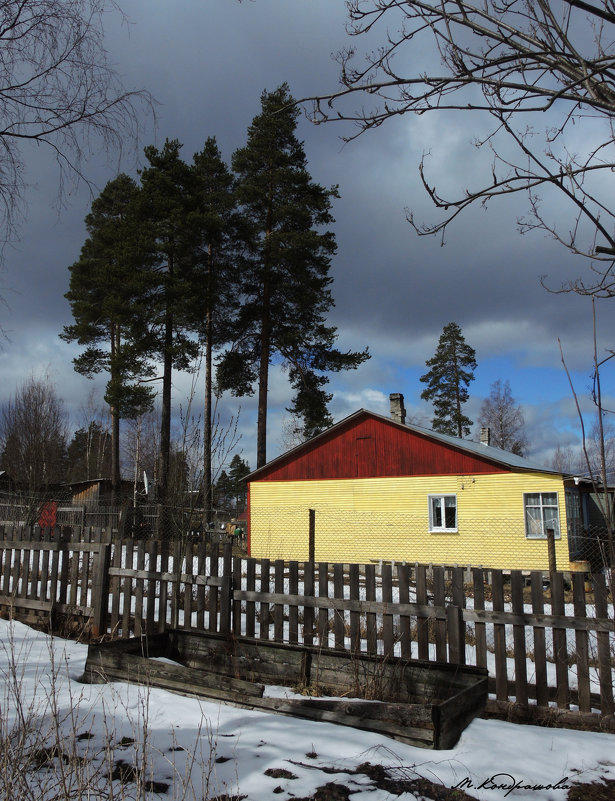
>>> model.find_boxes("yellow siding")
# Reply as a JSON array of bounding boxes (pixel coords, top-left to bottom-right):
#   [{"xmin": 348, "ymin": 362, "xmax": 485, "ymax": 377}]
[{"xmin": 249, "ymin": 473, "xmax": 570, "ymax": 570}]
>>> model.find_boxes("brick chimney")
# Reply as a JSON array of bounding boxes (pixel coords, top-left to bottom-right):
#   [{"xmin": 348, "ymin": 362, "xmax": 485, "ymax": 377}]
[
  {"xmin": 389, "ymin": 393, "xmax": 406, "ymax": 425},
  {"xmin": 480, "ymin": 427, "xmax": 491, "ymax": 446}
]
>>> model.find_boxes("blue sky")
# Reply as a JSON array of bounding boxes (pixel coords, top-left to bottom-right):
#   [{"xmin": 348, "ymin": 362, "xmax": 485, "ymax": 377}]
[{"xmin": 0, "ymin": 0, "xmax": 613, "ymax": 476}]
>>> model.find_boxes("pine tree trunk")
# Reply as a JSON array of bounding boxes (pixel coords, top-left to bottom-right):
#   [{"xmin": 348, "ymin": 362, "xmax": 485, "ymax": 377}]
[
  {"xmin": 256, "ymin": 208, "xmax": 273, "ymax": 469},
  {"xmin": 202, "ymin": 246, "xmax": 213, "ymax": 526},
  {"xmin": 159, "ymin": 261, "xmax": 174, "ymax": 524},
  {"xmin": 110, "ymin": 324, "xmax": 121, "ymax": 505}
]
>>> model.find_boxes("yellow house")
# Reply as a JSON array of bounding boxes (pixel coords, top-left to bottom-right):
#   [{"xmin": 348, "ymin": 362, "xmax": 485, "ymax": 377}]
[{"xmin": 247, "ymin": 398, "xmax": 573, "ymax": 570}]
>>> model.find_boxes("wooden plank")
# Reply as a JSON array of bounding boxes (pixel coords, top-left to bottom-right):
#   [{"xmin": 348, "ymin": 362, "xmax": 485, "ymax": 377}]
[
  {"xmin": 551, "ymin": 571, "xmax": 569, "ymax": 709},
  {"xmin": 274, "ymin": 559, "xmax": 284, "ymax": 643},
  {"xmin": 12, "ymin": 547, "xmax": 23, "ymax": 598},
  {"xmin": 29, "ymin": 544, "xmax": 41, "ymax": 600},
  {"xmin": 333, "ymin": 563, "xmax": 345, "ymax": 651},
  {"xmin": 232, "ymin": 555, "xmax": 243, "ymax": 638},
  {"xmin": 349, "ymin": 563, "xmax": 360, "ymax": 654},
  {"xmin": 196, "ymin": 540, "xmax": 207, "ymax": 630},
  {"xmin": 68, "ymin": 546, "xmax": 80, "ymax": 607},
  {"xmin": 158, "ymin": 540, "xmax": 169, "ymax": 633},
  {"xmin": 572, "ymin": 572, "xmax": 590, "ymax": 713},
  {"xmin": 121, "ymin": 539, "xmax": 134, "ymax": 638},
  {"xmin": 288, "ymin": 561, "xmax": 299, "ymax": 644},
  {"xmin": 462, "ymin": 608, "xmax": 613, "ymax": 632},
  {"xmin": 1, "ymin": 544, "xmax": 11, "ymax": 595},
  {"xmin": 108, "ymin": 542, "xmax": 122, "ymax": 635},
  {"xmin": 134, "ymin": 541, "xmax": 146, "ymax": 636},
  {"xmin": 49, "ymin": 546, "xmax": 60, "ymax": 608},
  {"xmin": 446, "ymin": 605, "xmax": 463, "ymax": 665},
  {"xmin": 58, "ymin": 545, "xmax": 70, "ymax": 606},
  {"xmin": 146, "ymin": 540, "xmax": 157, "ymax": 635},
  {"xmin": 365, "ymin": 563, "xmax": 377, "ymax": 655},
  {"xmin": 382, "ymin": 563, "xmax": 394, "ymax": 657},
  {"xmin": 208, "ymin": 543, "xmax": 219, "ymax": 633},
  {"xmin": 259, "ymin": 558, "xmax": 270, "ymax": 641},
  {"xmin": 245, "ymin": 558, "xmax": 256, "ymax": 638},
  {"xmin": 0, "ymin": 595, "xmax": 53, "ymax": 612},
  {"xmin": 17, "ymin": 544, "xmax": 30, "ymax": 599},
  {"xmin": 398, "ymin": 564, "xmax": 411, "ymax": 660},
  {"xmin": 433, "ymin": 566, "xmax": 447, "ymax": 663},
  {"xmin": 492, "ymin": 569, "xmax": 508, "ymax": 702},
  {"xmin": 511, "ymin": 570, "xmax": 528, "ymax": 706},
  {"xmin": 531, "ymin": 571, "xmax": 548, "ymax": 708},
  {"xmin": 592, "ymin": 572, "xmax": 615, "ymax": 716},
  {"xmin": 0, "ymin": 540, "xmax": 102, "ymax": 552},
  {"xmin": 317, "ymin": 562, "xmax": 329, "ymax": 648},
  {"xmin": 472, "ymin": 568, "xmax": 487, "ymax": 669},
  {"xmin": 90, "ymin": 544, "xmax": 111, "ymax": 637},
  {"xmin": 183, "ymin": 540, "xmax": 193, "ymax": 631},
  {"xmin": 416, "ymin": 564, "xmax": 429, "ymax": 660},
  {"xmin": 39, "ymin": 542, "xmax": 50, "ymax": 605},
  {"xmin": 78, "ymin": 543, "xmax": 88, "ymax": 607},
  {"xmin": 451, "ymin": 567, "xmax": 465, "ymax": 666},
  {"xmin": 303, "ymin": 560, "xmax": 314, "ymax": 646},
  {"xmin": 219, "ymin": 543, "xmax": 233, "ymax": 634}
]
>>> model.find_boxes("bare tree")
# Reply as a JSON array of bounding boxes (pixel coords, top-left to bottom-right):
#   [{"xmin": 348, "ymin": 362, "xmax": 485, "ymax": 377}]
[
  {"xmin": 0, "ymin": 0, "xmax": 153, "ymax": 248},
  {"xmin": 0, "ymin": 374, "xmax": 68, "ymax": 493},
  {"xmin": 478, "ymin": 379, "xmax": 528, "ymax": 455},
  {"xmin": 307, "ymin": 0, "xmax": 615, "ymax": 293}
]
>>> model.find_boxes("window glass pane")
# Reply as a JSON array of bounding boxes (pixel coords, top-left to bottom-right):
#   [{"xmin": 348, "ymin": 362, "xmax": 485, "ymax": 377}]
[
  {"xmin": 541, "ymin": 493, "xmax": 557, "ymax": 506},
  {"xmin": 543, "ymin": 506, "xmax": 559, "ymax": 535},
  {"xmin": 444, "ymin": 502, "xmax": 457, "ymax": 529},
  {"xmin": 525, "ymin": 493, "xmax": 541, "ymax": 506},
  {"xmin": 431, "ymin": 497, "xmax": 442, "ymax": 527},
  {"xmin": 526, "ymin": 507, "xmax": 543, "ymax": 537}
]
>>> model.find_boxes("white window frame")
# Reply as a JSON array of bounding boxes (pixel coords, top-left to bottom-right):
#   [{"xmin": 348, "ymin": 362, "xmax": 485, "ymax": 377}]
[
  {"xmin": 524, "ymin": 492, "xmax": 561, "ymax": 539},
  {"xmin": 428, "ymin": 494, "xmax": 458, "ymax": 533}
]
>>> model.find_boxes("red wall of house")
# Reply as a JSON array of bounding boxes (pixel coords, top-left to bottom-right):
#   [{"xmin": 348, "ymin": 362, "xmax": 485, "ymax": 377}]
[{"xmin": 255, "ymin": 414, "xmax": 509, "ymax": 481}]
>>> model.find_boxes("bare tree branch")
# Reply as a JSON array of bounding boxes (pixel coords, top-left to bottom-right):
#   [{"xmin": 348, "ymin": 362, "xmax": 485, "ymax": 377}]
[
  {"xmin": 0, "ymin": 0, "xmax": 154, "ymax": 249},
  {"xmin": 302, "ymin": 0, "xmax": 615, "ymax": 294}
]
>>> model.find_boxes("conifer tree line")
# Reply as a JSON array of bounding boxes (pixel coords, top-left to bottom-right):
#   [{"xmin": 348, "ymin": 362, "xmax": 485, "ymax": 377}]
[{"xmin": 61, "ymin": 84, "xmax": 369, "ymax": 508}]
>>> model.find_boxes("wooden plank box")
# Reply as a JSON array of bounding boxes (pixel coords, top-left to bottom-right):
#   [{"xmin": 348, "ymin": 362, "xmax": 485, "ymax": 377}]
[{"xmin": 81, "ymin": 631, "xmax": 488, "ymax": 749}]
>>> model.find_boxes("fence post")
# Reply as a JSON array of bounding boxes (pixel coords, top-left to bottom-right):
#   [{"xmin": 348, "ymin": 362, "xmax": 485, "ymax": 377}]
[
  {"xmin": 90, "ymin": 543, "xmax": 112, "ymax": 638},
  {"xmin": 308, "ymin": 509, "xmax": 315, "ymax": 563},
  {"xmin": 546, "ymin": 527, "xmax": 557, "ymax": 575}
]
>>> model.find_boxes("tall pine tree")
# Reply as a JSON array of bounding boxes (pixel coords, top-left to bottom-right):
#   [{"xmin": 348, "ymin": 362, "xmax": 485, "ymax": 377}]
[
  {"xmin": 420, "ymin": 322, "xmax": 477, "ymax": 438},
  {"xmin": 62, "ymin": 174, "xmax": 155, "ymax": 502},
  {"xmin": 138, "ymin": 140, "xmax": 200, "ymax": 507},
  {"xmin": 217, "ymin": 84, "xmax": 368, "ymax": 466},
  {"xmin": 190, "ymin": 138, "xmax": 241, "ymax": 516}
]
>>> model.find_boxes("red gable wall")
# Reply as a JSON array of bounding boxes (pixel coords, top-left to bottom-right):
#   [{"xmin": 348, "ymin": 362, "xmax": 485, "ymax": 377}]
[{"xmin": 255, "ymin": 413, "xmax": 509, "ymax": 481}]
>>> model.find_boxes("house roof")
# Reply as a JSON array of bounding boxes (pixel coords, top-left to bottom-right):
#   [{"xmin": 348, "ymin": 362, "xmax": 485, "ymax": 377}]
[{"xmin": 247, "ymin": 408, "xmax": 563, "ymax": 481}]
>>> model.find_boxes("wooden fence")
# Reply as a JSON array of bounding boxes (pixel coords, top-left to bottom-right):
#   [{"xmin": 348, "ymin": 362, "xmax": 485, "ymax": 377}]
[{"xmin": 0, "ymin": 528, "xmax": 613, "ymax": 731}]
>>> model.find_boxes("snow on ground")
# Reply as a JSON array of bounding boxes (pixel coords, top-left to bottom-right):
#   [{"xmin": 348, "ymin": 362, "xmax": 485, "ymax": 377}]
[{"xmin": 1, "ymin": 619, "xmax": 614, "ymax": 801}]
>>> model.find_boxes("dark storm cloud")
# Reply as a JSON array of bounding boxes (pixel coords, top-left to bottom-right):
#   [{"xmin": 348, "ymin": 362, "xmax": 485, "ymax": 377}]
[{"xmin": 0, "ymin": 0, "xmax": 612, "ymax": 471}]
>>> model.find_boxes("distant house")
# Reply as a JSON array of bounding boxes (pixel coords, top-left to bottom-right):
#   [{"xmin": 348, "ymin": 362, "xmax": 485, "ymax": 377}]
[
  {"xmin": 246, "ymin": 394, "xmax": 576, "ymax": 571},
  {"xmin": 68, "ymin": 478, "xmax": 137, "ymax": 506}
]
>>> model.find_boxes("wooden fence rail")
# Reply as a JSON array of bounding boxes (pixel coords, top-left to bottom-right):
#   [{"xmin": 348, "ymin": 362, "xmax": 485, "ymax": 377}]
[{"xmin": 0, "ymin": 529, "xmax": 613, "ymax": 729}]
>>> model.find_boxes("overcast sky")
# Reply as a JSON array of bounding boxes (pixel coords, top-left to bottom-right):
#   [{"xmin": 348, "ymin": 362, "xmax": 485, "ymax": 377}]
[{"xmin": 0, "ymin": 0, "xmax": 613, "ymax": 474}]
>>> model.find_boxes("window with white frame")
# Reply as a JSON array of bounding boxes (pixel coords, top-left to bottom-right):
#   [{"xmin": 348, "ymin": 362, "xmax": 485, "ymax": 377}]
[
  {"xmin": 524, "ymin": 492, "xmax": 560, "ymax": 539},
  {"xmin": 428, "ymin": 494, "xmax": 457, "ymax": 532}
]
